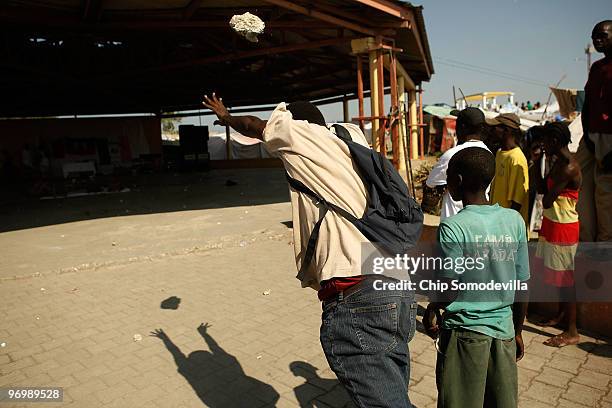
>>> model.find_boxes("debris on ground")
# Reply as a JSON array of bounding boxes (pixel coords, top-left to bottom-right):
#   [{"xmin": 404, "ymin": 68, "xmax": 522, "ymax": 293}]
[
  {"xmin": 229, "ymin": 12, "xmax": 265, "ymax": 43},
  {"xmin": 133, "ymin": 334, "xmax": 143, "ymax": 342},
  {"xmin": 0, "ymin": 342, "xmax": 6, "ymax": 348},
  {"xmin": 225, "ymin": 179, "xmax": 238, "ymax": 187},
  {"xmin": 262, "ymin": 289, "xmax": 271, "ymax": 296},
  {"xmin": 413, "ymin": 162, "xmax": 434, "ymax": 186}
]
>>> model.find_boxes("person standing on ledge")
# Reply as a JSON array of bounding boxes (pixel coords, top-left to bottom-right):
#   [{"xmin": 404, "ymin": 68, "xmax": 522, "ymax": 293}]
[{"xmin": 576, "ymin": 20, "xmax": 612, "ymax": 242}]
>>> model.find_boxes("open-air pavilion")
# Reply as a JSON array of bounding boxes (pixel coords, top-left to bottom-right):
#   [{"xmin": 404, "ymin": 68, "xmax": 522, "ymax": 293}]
[{"xmin": 1, "ymin": 0, "xmax": 434, "ymax": 192}]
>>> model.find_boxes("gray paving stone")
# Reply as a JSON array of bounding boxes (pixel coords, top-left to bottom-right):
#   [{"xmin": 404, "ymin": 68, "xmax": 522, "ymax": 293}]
[
  {"xmin": 523, "ymin": 381, "xmax": 564, "ymax": 405},
  {"xmin": 1, "ymin": 191, "xmax": 611, "ymax": 408}
]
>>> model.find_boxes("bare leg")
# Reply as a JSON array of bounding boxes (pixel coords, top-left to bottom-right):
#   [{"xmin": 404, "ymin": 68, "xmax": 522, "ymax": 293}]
[
  {"xmin": 544, "ymin": 289, "xmax": 580, "ymax": 347},
  {"xmin": 537, "ymin": 295, "xmax": 564, "ymax": 327},
  {"xmin": 537, "ymin": 302, "xmax": 565, "ymax": 327}
]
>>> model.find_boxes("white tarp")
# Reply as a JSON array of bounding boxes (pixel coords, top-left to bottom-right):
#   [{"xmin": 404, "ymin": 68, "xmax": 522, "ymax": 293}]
[
  {"xmin": 517, "ymin": 101, "xmax": 560, "ymax": 123},
  {"xmin": 568, "ymin": 114, "xmax": 583, "ymax": 153},
  {"xmin": 208, "ymin": 133, "xmax": 271, "ymax": 160}
]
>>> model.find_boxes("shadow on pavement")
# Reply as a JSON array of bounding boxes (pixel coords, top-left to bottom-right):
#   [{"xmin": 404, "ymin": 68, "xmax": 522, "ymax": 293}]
[
  {"xmin": 289, "ymin": 361, "xmax": 355, "ymax": 408},
  {"xmin": 577, "ymin": 341, "xmax": 612, "ymax": 357},
  {"xmin": 0, "ymin": 169, "xmax": 289, "ymax": 233},
  {"xmin": 160, "ymin": 296, "xmax": 181, "ymax": 310},
  {"xmin": 152, "ymin": 323, "xmax": 279, "ymax": 407}
]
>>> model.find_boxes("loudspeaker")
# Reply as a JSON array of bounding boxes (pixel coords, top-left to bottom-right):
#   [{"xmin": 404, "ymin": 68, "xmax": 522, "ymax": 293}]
[{"xmin": 179, "ymin": 125, "xmax": 209, "ymax": 171}]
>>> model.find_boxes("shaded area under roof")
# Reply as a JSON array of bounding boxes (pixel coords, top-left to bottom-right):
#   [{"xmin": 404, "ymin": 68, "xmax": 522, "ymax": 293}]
[{"xmin": 0, "ymin": 0, "xmax": 434, "ymax": 117}]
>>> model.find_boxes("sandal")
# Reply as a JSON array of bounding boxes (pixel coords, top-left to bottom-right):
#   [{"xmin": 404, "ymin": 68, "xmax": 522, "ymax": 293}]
[{"xmin": 543, "ymin": 333, "xmax": 579, "ymax": 348}]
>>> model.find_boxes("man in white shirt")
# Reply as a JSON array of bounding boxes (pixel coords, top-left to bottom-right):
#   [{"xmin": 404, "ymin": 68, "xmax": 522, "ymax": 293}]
[
  {"xmin": 203, "ymin": 94, "xmax": 417, "ymax": 407},
  {"xmin": 426, "ymin": 108, "xmax": 491, "ymax": 219}
]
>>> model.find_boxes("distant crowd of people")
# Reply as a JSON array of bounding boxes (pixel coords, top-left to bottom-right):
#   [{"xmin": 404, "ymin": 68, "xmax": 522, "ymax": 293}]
[
  {"xmin": 426, "ymin": 19, "xmax": 611, "ymax": 354},
  {"xmin": 519, "ymin": 100, "xmax": 542, "ymax": 111}
]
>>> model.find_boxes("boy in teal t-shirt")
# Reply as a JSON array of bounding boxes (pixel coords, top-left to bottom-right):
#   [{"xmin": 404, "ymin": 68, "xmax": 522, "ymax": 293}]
[{"xmin": 424, "ymin": 147, "xmax": 530, "ymax": 408}]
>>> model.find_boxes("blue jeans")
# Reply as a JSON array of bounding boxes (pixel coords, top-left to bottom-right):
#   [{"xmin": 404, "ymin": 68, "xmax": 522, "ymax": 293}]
[{"xmin": 320, "ymin": 278, "xmax": 417, "ymax": 407}]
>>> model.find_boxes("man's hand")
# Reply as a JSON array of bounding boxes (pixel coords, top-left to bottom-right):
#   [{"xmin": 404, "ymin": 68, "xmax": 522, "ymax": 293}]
[
  {"xmin": 515, "ymin": 333, "xmax": 525, "ymax": 361},
  {"xmin": 202, "ymin": 93, "xmax": 267, "ymax": 139},
  {"xmin": 510, "ymin": 201, "xmax": 522, "ymax": 213},
  {"xmin": 202, "ymin": 93, "xmax": 230, "ymax": 126},
  {"xmin": 423, "ymin": 303, "xmax": 442, "ymax": 340}
]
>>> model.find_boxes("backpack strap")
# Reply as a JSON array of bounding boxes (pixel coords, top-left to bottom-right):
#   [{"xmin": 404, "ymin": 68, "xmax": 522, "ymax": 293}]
[
  {"xmin": 285, "ymin": 173, "xmax": 358, "ymax": 280},
  {"xmin": 331, "ymin": 124, "xmax": 352, "ymax": 143},
  {"xmin": 333, "ymin": 123, "xmax": 392, "ymax": 189}
]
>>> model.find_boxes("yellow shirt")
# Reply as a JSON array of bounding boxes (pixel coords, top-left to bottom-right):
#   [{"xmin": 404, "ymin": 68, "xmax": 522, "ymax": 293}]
[
  {"xmin": 263, "ymin": 103, "xmax": 369, "ymax": 290},
  {"xmin": 491, "ymin": 147, "xmax": 529, "ymax": 226}
]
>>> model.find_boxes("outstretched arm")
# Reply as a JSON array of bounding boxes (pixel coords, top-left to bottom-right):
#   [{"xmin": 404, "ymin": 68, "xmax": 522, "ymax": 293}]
[
  {"xmin": 197, "ymin": 323, "xmax": 225, "ymax": 356},
  {"xmin": 150, "ymin": 329, "xmax": 187, "ymax": 366},
  {"xmin": 202, "ymin": 93, "xmax": 267, "ymax": 140}
]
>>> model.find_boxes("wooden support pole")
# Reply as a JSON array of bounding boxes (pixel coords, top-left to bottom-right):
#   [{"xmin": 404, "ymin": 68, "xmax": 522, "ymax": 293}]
[
  {"xmin": 225, "ymin": 125, "xmax": 232, "ymax": 160},
  {"xmin": 357, "ymin": 56, "xmax": 365, "ymax": 133},
  {"xmin": 383, "ymin": 54, "xmax": 415, "ymax": 91},
  {"xmin": 376, "ymin": 49, "xmax": 385, "ymax": 153},
  {"xmin": 418, "ymin": 86, "xmax": 424, "ymax": 159},
  {"xmin": 398, "ymin": 76, "xmax": 407, "ymax": 174},
  {"xmin": 409, "ymin": 89, "xmax": 418, "ymax": 160},
  {"xmin": 389, "ymin": 53, "xmax": 399, "ymax": 169},
  {"xmin": 369, "ymin": 50, "xmax": 380, "ymax": 150},
  {"xmin": 342, "ymin": 97, "xmax": 349, "ymax": 123}
]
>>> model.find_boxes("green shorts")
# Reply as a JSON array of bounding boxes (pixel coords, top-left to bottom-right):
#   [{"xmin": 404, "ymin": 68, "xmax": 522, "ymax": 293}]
[{"xmin": 435, "ymin": 328, "xmax": 517, "ymax": 408}]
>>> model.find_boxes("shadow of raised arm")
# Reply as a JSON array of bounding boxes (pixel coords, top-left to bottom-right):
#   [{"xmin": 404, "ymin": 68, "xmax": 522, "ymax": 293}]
[
  {"xmin": 197, "ymin": 323, "xmax": 226, "ymax": 356},
  {"xmin": 150, "ymin": 328, "xmax": 187, "ymax": 366}
]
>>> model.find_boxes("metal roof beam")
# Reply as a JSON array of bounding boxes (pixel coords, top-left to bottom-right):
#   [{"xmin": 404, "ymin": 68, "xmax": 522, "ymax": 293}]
[
  {"xmin": 353, "ymin": 0, "xmax": 409, "ymax": 19},
  {"xmin": 82, "ymin": 0, "xmax": 103, "ymax": 21},
  {"xmin": 261, "ymin": 0, "xmax": 377, "ymax": 37},
  {"xmin": 101, "ymin": 36, "xmax": 355, "ymax": 79},
  {"xmin": 182, "ymin": 0, "xmax": 202, "ymax": 20}
]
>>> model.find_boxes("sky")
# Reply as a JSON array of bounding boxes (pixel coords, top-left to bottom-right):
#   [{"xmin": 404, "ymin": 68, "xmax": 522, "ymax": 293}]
[
  {"xmin": 418, "ymin": 0, "xmax": 609, "ymax": 105},
  {"xmin": 184, "ymin": 0, "xmax": 610, "ymax": 131}
]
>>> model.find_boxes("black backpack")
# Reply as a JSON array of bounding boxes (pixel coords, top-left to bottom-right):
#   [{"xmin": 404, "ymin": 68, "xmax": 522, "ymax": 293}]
[{"xmin": 286, "ymin": 124, "xmax": 424, "ymax": 279}]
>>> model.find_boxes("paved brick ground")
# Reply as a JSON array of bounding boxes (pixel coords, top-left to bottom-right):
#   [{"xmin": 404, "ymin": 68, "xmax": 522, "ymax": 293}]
[{"xmin": 1, "ymin": 170, "xmax": 611, "ymax": 407}]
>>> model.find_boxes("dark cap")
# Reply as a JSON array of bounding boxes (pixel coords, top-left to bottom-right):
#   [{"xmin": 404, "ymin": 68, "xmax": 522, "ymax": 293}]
[
  {"xmin": 486, "ymin": 113, "xmax": 521, "ymax": 130},
  {"xmin": 543, "ymin": 122, "xmax": 571, "ymax": 145},
  {"xmin": 451, "ymin": 107, "xmax": 486, "ymax": 128}
]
